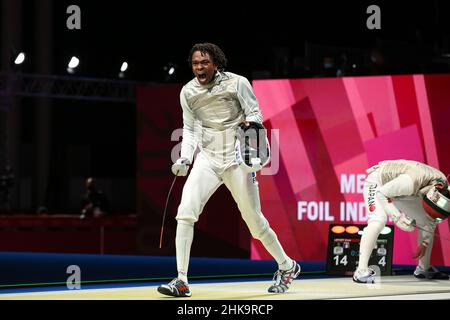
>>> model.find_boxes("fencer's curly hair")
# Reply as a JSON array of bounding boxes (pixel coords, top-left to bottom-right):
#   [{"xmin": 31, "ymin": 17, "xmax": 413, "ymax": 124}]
[{"xmin": 188, "ymin": 43, "xmax": 228, "ymax": 71}]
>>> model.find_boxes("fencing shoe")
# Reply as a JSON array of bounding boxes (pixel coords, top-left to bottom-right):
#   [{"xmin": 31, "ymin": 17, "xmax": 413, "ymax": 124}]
[
  {"xmin": 157, "ymin": 278, "xmax": 192, "ymax": 297},
  {"xmin": 353, "ymin": 268, "xmax": 376, "ymax": 283},
  {"xmin": 414, "ymin": 266, "xmax": 449, "ymax": 280},
  {"xmin": 268, "ymin": 261, "xmax": 301, "ymax": 293}
]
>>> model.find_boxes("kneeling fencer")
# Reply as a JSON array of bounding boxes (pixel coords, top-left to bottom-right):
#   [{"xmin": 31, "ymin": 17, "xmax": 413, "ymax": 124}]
[
  {"xmin": 354, "ymin": 159, "xmax": 450, "ymax": 283},
  {"xmin": 157, "ymin": 43, "xmax": 300, "ymax": 297}
]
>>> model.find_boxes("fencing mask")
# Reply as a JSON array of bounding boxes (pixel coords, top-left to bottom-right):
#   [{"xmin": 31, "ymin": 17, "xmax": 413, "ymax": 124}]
[
  {"xmin": 235, "ymin": 121, "xmax": 270, "ymax": 173},
  {"xmin": 422, "ymin": 184, "xmax": 450, "ymax": 220}
]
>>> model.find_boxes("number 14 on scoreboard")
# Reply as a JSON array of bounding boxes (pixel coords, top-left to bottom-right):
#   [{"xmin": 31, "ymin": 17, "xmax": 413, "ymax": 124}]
[{"xmin": 326, "ymin": 224, "xmax": 394, "ymax": 276}]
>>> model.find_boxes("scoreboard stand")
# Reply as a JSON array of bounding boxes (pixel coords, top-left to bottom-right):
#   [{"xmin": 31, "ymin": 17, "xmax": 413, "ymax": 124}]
[{"xmin": 326, "ymin": 224, "xmax": 394, "ymax": 276}]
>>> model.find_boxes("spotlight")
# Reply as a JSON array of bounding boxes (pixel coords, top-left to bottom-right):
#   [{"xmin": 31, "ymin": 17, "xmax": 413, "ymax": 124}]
[
  {"xmin": 163, "ymin": 62, "xmax": 178, "ymax": 81},
  {"xmin": 164, "ymin": 62, "xmax": 177, "ymax": 74},
  {"xmin": 67, "ymin": 56, "xmax": 80, "ymax": 74},
  {"xmin": 14, "ymin": 52, "xmax": 26, "ymax": 65},
  {"xmin": 119, "ymin": 61, "xmax": 128, "ymax": 78},
  {"xmin": 120, "ymin": 62, "xmax": 128, "ymax": 72}
]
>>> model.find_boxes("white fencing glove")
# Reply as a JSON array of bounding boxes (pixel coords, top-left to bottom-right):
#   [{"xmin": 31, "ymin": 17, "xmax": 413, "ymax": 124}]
[
  {"xmin": 171, "ymin": 158, "xmax": 190, "ymax": 176},
  {"xmin": 385, "ymin": 201, "xmax": 416, "ymax": 232}
]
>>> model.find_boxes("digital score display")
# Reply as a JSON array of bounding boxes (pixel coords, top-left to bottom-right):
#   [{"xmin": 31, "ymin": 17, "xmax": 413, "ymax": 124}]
[{"xmin": 326, "ymin": 224, "xmax": 394, "ymax": 276}]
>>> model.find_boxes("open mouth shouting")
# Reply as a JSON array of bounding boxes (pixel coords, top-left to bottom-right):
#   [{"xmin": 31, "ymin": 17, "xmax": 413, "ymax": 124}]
[
  {"xmin": 191, "ymin": 51, "xmax": 217, "ymax": 85},
  {"xmin": 196, "ymin": 73, "xmax": 209, "ymax": 84}
]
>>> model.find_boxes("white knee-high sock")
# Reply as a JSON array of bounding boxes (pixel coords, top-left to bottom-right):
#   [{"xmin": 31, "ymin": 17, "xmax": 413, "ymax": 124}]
[
  {"xmin": 357, "ymin": 221, "xmax": 384, "ymax": 271},
  {"xmin": 176, "ymin": 221, "xmax": 194, "ymax": 283},
  {"xmin": 259, "ymin": 227, "xmax": 293, "ymax": 271}
]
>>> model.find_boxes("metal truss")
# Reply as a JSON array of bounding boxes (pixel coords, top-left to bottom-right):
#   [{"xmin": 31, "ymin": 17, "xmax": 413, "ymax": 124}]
[{"xmin": 0, "ymin": 72, "xmax": 145, "ymax": 103}]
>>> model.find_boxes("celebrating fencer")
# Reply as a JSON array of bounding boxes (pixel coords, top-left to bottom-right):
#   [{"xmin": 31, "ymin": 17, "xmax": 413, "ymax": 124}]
[
  {"xmin": 157, "ymin": 43, "xmax": 300, "ymax": 297},
  {"xmin": 354, "ymin": 159, "xmax": 450, "ymax": 283}
]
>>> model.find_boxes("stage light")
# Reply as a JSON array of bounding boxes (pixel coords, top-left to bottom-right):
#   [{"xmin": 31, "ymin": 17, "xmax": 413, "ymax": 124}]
[
  {"xmin": 120, "ymin": 62, "xmax": 128, "ymax": 72},
  {"xmin": 67, "ymin": 56, "xmax": 80, "ymax": 74},
  {"xmin": 68, "ymin": 56, "xmax": 79, "ymax": 68},
  {"xmin": 14, "ymin": 52, "xmax": 25, "ymax": 65},
  {"xmin": 119, "ymin": 61, "xmax": 128, "ymax": 78},
  {"xmin": 163, "ymin": 62, "xmax": 177, "ymax": 80}
]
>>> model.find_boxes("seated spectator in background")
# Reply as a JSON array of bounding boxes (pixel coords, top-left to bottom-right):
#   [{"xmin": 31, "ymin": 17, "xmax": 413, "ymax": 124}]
[{"xmin": 80, "ymin": 177, "xmax": 110, "ymax": 219}]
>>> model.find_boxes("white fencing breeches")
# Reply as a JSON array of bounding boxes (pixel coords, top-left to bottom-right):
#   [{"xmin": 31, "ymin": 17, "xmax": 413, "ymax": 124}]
[
  {"xmin": 392, "ymin": 196, "xmax": 435, "ymax": 269},
  {"xmin": 175, "ymin": 152, "xmax": 291, "ymax": 278},
  {"xmin": 176, "ymin": 152, "xmax": 269, "ymax": 237},
  {"xmin": 361, "ymin": 170, "xmax": 435, "ymax": 270}
]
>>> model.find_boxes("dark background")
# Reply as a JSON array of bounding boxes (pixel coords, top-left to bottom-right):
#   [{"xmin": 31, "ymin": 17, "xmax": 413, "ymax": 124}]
[
  {"xmin": 1, "ymin": 1, "xmax": 450, "ymax": 215},
  {"xmin": 13, "ymin": 1, "xmax": 450, "ymax": 81}
]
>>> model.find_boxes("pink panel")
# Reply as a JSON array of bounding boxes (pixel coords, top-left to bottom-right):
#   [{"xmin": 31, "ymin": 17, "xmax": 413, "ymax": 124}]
[
  {"xmin": 333, "ymin": 153, "xmax": 369, "ymax": 205},
  {"xmin": 353, "ymin": 76, "xmax": 401, "ymax": 135},
  {"xmin": 250, "ymin": 242, "xmax": 262, "ymax": 260},
  {"xmin": 413, "ymin": 75, "xmax": 439, "ymax": 168},
  {"xmin": 252, "ymin": 80, "xmax": 301, "ymax": 119},
  {"xmin": 254, "ymin": 80, "xmax": 316, "ymax": 193},
  {"xmin": 343, "ymin": 78, "xmax": 375, "ymax": 141},
  {"xmin": 251, "ymin": 75, "xmax": 450, "ymax": 266},
  {"xmin": 363, "ymin": 125, "xmax": 424, "ymax": 166},
  {"xmin": 392, "ymin": 228, "xmax": 418, "ymax": 265}
]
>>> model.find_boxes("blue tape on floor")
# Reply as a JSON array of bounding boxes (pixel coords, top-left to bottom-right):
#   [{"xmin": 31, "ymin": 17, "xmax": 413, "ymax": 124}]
[{"xmin": 0, "ymin": 252, "xmax": 325, "ymax": 287}]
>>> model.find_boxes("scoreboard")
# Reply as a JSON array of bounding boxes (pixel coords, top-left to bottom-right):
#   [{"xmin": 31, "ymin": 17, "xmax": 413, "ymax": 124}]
[{"xmin": 326, "ymin": 224, "xmax": 394, "ymax": 276}]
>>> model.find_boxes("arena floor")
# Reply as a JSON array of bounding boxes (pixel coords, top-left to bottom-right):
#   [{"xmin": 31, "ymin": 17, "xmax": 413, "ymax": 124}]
[{"xmin": 1, "ymin": 275, "xmax": 449, "ymax": 300}]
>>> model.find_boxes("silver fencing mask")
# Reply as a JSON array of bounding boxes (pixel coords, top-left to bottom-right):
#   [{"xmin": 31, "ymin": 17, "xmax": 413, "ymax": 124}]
[
  {"xmin": 422, "ymin": 184, "xmax": 450, "ymax": 221},
  {"xmin": 235, "ymin": 122, "xmax": 270, "ymax": 173}
]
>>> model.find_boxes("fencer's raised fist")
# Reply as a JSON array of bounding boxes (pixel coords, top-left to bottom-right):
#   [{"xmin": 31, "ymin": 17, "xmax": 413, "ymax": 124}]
[{"xmin": 171, "ymin": 158, "xmax": 190, "ymax": 176}]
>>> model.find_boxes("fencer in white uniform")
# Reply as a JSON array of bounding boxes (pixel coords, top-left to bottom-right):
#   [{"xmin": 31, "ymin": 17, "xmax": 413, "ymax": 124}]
[
  {"xmin": 354, "ymin": 160, "xmax": 450, "ymax": 283},
  {"xmin": 157, "ymin": 43, "xmax": 300, "ymax": 297}
]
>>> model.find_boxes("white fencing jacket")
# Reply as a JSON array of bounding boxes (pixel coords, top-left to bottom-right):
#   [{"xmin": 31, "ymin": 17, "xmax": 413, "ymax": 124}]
[{"xmin": 179, "ymin": 71, "xmax": 262, "ymax": 173}]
